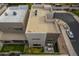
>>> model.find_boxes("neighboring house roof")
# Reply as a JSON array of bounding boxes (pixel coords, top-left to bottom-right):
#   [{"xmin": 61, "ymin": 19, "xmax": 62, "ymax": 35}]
[{"xmin": 0, "ymin": 5, "xmax": 28, "ymax": 23}]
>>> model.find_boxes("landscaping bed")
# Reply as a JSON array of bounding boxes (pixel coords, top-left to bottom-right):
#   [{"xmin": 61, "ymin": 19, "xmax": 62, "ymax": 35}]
[
  {"xmin": 0, "ymin": 44, "xmax": 24, "ymax": 52},
  {"xmin": 24, "ymin": 47, "xmax": 44, "ymax": 54},
  {"xmin": 0, "ymin": 44, "xmax": 60, "ymax": 55},
  {"xmin": 71, "ymin": 10, "xmax": 79, "ymax": 16},
  {"xmin": 30, "ymin": 47, "xmax": 44, "ymax": 54}
]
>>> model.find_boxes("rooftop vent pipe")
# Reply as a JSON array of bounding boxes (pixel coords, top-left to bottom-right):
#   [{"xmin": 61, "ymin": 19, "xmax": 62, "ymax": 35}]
[
  {"xmin": 5, "ymin": 13, "xmax": 8, "ymax": 16},
  {"xmin": 35, "ymin": 10, "xmax": 37, "ymax": 16},
  {"xmin": 13, "ymin": 11, "xmax": 17, "ymax": 16}
]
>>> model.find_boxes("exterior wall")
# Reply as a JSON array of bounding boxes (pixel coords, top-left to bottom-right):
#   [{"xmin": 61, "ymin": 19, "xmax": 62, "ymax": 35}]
[
  {"xmin": 0, "ymin": 23, "xmax": 25, "ymax": 33},
  {"xmin": 23, "ymin": 9, "xmax": 29, "ymax": 31},
  {"xmin": 0, "ymin": 33, "xmax": 26, "ymax": 40},
  {"xmin": 46, "ymin": 33, "xmax": 60, "ymax": 46},
  {"xmin": 26, "ymin": 32, "xmax": 60, "ymax": 47},
  {"xmin": 57, "ymin": 34, "xmax": 68, "ymax": 55},
  {"xmin": 0, "ymin": 5, "xmax": 29, "ymax": 33},
  {"xmin": 26, "ymin": 33, "xmax": 47, "ymax": 47}
]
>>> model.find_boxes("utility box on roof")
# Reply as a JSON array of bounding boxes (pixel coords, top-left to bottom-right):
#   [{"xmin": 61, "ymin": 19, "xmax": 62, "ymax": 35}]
[
  {"xmin": 0, "ymin": 5, "xmax": 29, "ymax": 33},
  {"xmin": 44, "ymin": 5, "xmax": 52, "ymax": 10}
]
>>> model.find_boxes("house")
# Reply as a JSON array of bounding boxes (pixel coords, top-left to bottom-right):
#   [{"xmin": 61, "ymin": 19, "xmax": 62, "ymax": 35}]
[
  {"xmin": 0, "ymin": 5, "xmax": 29, "ymax": 33},
  {"xmin": 25, "ymin": 4, "xmax": 60, "ymax": 50},
  {"xmin": 0, "ymin": 5, "xmax": 29, "ymax": 44}
]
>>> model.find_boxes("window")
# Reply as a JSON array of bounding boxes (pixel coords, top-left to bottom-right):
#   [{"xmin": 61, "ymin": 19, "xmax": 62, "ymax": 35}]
[
  {"xmin": 32, "ymin": 38, "xmax": 40, "ymax": 40},
  {"xmin": 3, "ymin": 41, "xmax": 11, "ymax": 43},
  {"xmin": 12, "ymin": 40, "xmax": 24, "ymax": 43},
  {"xmin": 25, "ymin": 40, "xmax": 28, "ymax": 43},
  {"xmin": 33, "ymin": 44, "xmax": 41, "ymax": 46}
]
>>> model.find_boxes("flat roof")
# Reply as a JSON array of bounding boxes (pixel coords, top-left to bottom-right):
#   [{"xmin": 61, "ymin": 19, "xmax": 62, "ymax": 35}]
[
  {"xmin": 0, "ymin": 5, "xmax": 28, "ymax": 23},
  {"xmin": 26, "ymin": 5, "xmax": 60, "ymax": 33}
]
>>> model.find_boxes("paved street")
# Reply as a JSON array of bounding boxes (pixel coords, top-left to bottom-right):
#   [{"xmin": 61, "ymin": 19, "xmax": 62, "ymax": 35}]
[{"xmin": 53, "ymin": 13, "xmax": 79, "ymax": 55}]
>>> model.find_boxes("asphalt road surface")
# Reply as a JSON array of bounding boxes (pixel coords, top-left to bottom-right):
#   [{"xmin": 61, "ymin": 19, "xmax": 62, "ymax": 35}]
[{"xmin": 53, "ymin": 13, "xmax": 79, "ymax": 55}]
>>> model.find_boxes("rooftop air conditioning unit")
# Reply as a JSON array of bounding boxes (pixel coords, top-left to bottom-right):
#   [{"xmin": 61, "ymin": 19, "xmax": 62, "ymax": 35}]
[
  {"xmin": 44, "ymin": 5, "xmax": 52, "ymax": 10},
  {"xmin": 33, "ymin": 4, "xmax": 44, "ymax": 8},
  {"xmin": 45, "ymin": 13, "xmax": 55, "ymax": 23},
  {"xmin": 5, "ymin": 12, "xmax": 8, "ymax": 16},
  {"xmin": 34, "ymin": 10, "xmax": 37, "ymax": 16},
  {"xmin": 13, "ymin": 11, "xmax": 17, "ymax": 16}
]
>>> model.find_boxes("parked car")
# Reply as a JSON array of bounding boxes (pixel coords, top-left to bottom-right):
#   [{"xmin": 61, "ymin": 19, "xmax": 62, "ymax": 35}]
[{"xmin": 66, "ymin": 30, "xmax": 74, "ymax": 38}]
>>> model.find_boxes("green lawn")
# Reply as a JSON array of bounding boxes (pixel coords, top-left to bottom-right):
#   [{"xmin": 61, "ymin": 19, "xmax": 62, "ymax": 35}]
[
  {"xmin": 0, "ymin": 44, "xmax": 24, "ymax": 52},
  {"xmin": 71, "ymin": 10, "xmax": 79, "ymax": 16},
  {"xmin": 30, "ymin": 47, "xmax": 44, "ymax": 54},
  {"xmin": 24, "ymin": 47, "xmax": 59, "ymax": 55},
  {"xmin": 0, "ymin": 44, "xmax": 60, "ymax": 55},
  {"xmin": 24, "ymin": 47, "xmax": 44, "ymax": 54},
  {"xmin": 24, "ymin": 45, "xmax": 29, "ymax": 54}
]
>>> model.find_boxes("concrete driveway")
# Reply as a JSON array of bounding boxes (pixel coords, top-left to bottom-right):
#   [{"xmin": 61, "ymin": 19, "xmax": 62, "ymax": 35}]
[{"xmin": 53, "ymin": 13, "xmax": 79, "ymax": 55}]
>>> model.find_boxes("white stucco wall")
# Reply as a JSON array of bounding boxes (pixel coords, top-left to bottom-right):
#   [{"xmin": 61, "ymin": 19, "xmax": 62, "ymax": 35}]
[
  {"xmin": 0, "ymin": 23, "xmax": 25, "ymax": 33},
  {"xmin": 26, "ymin": 33, "xmax": 47, "ymax": 47}
]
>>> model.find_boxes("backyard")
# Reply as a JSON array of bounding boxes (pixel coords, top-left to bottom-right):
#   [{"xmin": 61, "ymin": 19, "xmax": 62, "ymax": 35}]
[
  {"xmin": 0, "ymin": 44, "xmax": 25, "ymax": 52},
  {"xmin": 0, "ymin": 44, "xmax": 60, "ymax": 55},
  {"xmin": 24, "ymin": 46, "xmax": 44, "ymax": 54},
  {"xmin": 24, "ymin": 46, "xmax": 59, "ymax": 55}
]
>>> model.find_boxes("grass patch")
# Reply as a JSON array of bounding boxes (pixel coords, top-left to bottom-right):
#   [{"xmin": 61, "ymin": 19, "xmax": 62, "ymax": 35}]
[
  {"xmin": 0, "ymin": 44, "xmax": 24, "ymax": 52},
  {"xmin": 0, "ymin": 43, "xmax": 60, "ymax": 55},
  {"xmin": 30, "ymin": 47, "xmax": 43, "ymax": 54},
  {"xmin": 24, "ymin": 47, "xmax": 60, "ymax": 55},
  {"xmin": 71, "ymin": 10, "xmax": 79, "ymax": 16},
  {"xmin": 24, "ymin": 45, "xmax": 29, "ymax": 54},
  {"xmin": 24, "ymin": 47, "xmax": 44, "ymax": 54}
]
